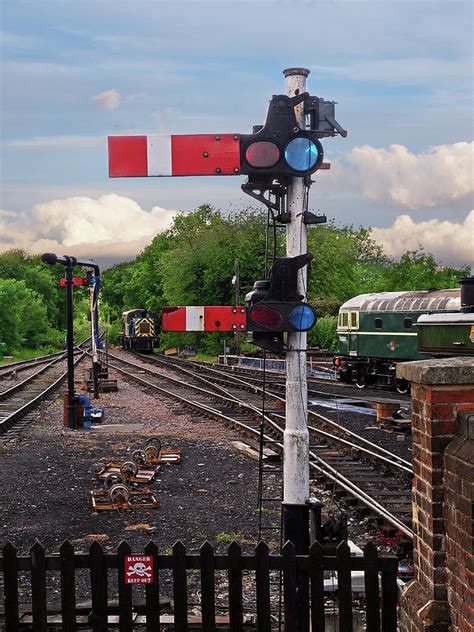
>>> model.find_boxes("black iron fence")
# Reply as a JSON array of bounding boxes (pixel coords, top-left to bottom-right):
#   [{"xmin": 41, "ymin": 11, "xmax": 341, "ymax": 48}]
[{"xmin": 1, "ymin": 539, "xmax": 398, "ymax": 631}]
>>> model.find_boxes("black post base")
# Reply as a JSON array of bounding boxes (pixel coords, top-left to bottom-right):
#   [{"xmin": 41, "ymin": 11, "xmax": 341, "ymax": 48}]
[{"xmin": 282, "ymin": 503, "xmax": 310, "ymax": 632}]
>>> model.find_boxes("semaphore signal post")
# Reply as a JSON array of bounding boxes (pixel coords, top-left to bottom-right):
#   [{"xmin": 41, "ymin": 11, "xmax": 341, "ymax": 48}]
[{"xmin": 108, "ymin": 67, "xmax": 346, "ymax": 627}]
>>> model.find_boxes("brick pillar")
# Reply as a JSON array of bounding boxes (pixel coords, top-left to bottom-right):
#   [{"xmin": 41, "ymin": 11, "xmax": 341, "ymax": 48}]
[
  {"xmin": 444, "ymin": 411, "xmax": 474, "ymax": 631},
  {"xmin": 396, "ymin": 358, "xmax": 474, "ymax": 632}
]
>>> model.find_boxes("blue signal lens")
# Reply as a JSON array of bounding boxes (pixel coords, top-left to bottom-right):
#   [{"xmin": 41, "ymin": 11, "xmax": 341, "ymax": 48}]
[
  {"xmin": 284, "ymin": 137, "xmax": 319, "ymax": 172},
  {"xmin": 288, "ymin": 305, "xmax": 317, "ymax": 331}
]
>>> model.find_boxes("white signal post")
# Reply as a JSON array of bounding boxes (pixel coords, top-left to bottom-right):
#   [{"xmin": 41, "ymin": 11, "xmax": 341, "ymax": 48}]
[{"xmin": 282, "ymin": 68, "xmax": 311, "ymax": 553}]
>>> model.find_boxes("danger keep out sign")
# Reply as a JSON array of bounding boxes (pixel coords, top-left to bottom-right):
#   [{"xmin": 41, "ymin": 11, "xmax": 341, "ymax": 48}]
[{"xmin": 124, "ymin": 555, "xmax": 154, "ymax": 584}]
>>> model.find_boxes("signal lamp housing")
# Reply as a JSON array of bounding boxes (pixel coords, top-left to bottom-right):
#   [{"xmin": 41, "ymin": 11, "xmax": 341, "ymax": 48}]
[{"xmin": 247, "ymin": 301, "xmax": 317, "ymax": 333}]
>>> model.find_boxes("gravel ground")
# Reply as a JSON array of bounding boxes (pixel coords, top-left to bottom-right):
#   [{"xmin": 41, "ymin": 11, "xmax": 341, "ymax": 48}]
[
  {"xmin": 1, "ymin": 365, "xmax": 283, "ymax": 555},
  {"xmin": 0, "ymin": 354, "xmax": 412, "ymax": 611},
  {"xmin": 0, "ymin": 366, "xmax": 46, "ymax": 393}
]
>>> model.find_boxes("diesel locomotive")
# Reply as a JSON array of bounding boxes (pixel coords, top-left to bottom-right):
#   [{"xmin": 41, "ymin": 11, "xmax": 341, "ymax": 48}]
[
  {"xmin": 333, "ymin": 277, "xmax": 474, "ymax": 393},
  {"xmin": 118, "ymin": 309, "xmax": 159, "ymax": 352}
]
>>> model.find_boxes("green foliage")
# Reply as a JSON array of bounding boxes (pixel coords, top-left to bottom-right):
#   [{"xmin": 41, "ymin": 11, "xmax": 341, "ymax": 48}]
[
  {"xmin": 0, "ymin": 249, "xmax": 92, "ymax": 353},
  {"xmin": 0, "ymin": 278, "xmax": 62, "ymax": 351},
  {"xmin": 101, "ymin": 207, "xmax": 470, "ymax": 357},
  {"xmin": 0, "ymin": 250, "xmax": 63, "ymax": 328},
  {"xmin": 215, "ymin": 531, "xmax": 241, "ymax": 544},
  {"xmin": 3, "ymin": 206, "xmax": 468, "ymax": 358},
  {"xmin": 372, "ymin": 250, "xmax": 469, "ymax": 292},
  {"xmin": 105, "ymin": 320, "xmax": 122, "ymax": 345},
  {"xmin": 307, "ymin": 223, "xmax": 387, "ymax": 305},
  {"xmin": 308, "ymin": 315, "xmax": 338, "ymax": 351}
]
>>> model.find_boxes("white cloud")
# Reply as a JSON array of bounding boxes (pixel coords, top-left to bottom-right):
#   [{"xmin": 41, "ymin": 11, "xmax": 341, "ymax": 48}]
[
  {"xmin": 3, "ymin": 135, "xmax": 104, "ymax": 150},
  {"xmin": 0, "ymin": 194, "xmax": 181, "ymax": 262},
  {"xmin": 91, "ymin": 89, "xmax": 120, "ymax": 111},
  {"xmin": 327, "ymin": 141, "xmax": 474, "ymax": 210},
  {"xmin": 312, "ymin": 58, "xmax": 472, "ymax": 86},
  {"xmin": 370, "ymin": 210, "xmax": 474, "ymax": 267}
]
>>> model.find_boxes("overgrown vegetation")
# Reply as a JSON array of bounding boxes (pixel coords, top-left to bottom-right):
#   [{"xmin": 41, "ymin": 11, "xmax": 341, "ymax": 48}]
[
  {"xmin": 100, "ymin": 205, "xmax": 469, "ymax": 353},
  {"xmin": 0, "ymin": 250, "xmax": 90, "ymax": 357},
  {"xmin": 0, "ymin": 206, "xmax": 469, "ymax": 357}
]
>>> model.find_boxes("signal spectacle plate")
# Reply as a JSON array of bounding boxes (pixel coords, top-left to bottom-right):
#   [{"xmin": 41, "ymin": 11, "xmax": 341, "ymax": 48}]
[
  {"xmin": 245, "ymin": 141, "xmax": 280, "ymax": 168},
  {"xmin": 284, "ymin": 137, "xmax": 320, "ymax": 172},
  {"xmin": 288, "ymin": 305, "xmax": 317, "ymax": 331}
]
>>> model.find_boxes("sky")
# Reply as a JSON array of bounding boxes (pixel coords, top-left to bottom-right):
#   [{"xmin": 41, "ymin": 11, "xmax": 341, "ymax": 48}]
[{"xmin": 1, "ymin": 0, "xmax": 473, "ymax": 270}]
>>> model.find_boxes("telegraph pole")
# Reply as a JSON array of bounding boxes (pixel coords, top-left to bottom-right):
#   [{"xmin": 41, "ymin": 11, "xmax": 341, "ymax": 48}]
[
  {"xmin": 282, "ymin": 67, "xmax": 311, "ymax": 544},
  {"xmin": 234, "ymin": 259, "xmax": 241, "ymax": 356},
  {"xmin": 64, "ymin": 257, "xmax": 77, "ymax": 429},
  {"xmin": 282, "ymin": 69, "xmax": 311, "ymax": 628}
]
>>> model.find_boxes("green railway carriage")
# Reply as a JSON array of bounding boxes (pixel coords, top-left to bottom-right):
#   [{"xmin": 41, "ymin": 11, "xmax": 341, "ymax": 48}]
[
  {"xmin": 417, "ymin": 312, "xmax": 474, "ymax": 355},
  {"xmin": 333, "ymin": 289, "xmax": 461, "ymax": 392}
]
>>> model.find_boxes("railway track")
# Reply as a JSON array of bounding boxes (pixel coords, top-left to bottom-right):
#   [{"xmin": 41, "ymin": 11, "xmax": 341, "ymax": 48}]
[
  {"xmin": 0, "ymin": 349, "xmax": 87, "ymax": 385},
  {"xmin": 110, "ymin": 350, "xmax": 414, "ymax": 539},
  {"xmin": 0, "ymin": 342, "xmax": 90, "ymax": 439}
]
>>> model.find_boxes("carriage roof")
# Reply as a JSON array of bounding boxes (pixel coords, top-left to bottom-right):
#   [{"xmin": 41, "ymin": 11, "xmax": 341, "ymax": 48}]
[{"xmin": 340, "ymin": 289, "xmax": 460, "ymax": 313}]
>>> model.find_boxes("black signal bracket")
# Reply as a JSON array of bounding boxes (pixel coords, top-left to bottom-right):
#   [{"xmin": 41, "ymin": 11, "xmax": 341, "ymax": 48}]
[
  {"xmin": 304, "ymin": 95, "xmax": 347, "ymax": 138},
  {"xmin": 265, "ymin": 254, "xmax": 313, "ymax": 302},
  {"xmin": 241, "ymin": 176, "xmax": 291, "ymax": 223},
  {"xmin": 303, "ymin": 211, "xmax": 327, "ymax": 225}
]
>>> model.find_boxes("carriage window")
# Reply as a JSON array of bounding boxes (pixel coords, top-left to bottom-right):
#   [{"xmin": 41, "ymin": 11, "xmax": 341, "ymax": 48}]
[
  {"xmin": 341, "ymin": 313, "xmax": 349, "ymax": 327},
  {"xmin": 404, "ymin": 317, "xmax": 412, "ymax": 329},
  {"xmin": 350, "ymin": 312, "xmax": 358, "ymax": 328},
  {"xmin": 375, "ymin": 317, "xmax": 383, "ymax": 330}
]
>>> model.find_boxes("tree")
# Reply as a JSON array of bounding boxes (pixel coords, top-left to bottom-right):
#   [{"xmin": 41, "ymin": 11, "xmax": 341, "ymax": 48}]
[
  {"xmin": 0, "ymin": 279, "xmax": 61, "ymax": 351},
  {"xmin": 373, "ymin": 250, "xmax": 469, "ymax": 292},
  {"xmin": 307, "ymin": 223, "xmax": 387, "ymax": 308}
]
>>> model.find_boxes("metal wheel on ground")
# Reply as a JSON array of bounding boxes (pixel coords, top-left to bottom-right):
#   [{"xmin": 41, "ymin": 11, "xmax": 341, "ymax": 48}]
[
  {"xmin": 108, "ymin": 484, "xmax": 130, "ymax": 504},
  {"xmin": 104, "ymin": 473, "xmax": 124, "ymax": 489},
  {"xmin": 146, "ymin": 437, "xmax": 162, "ymax": 450},
  {"xmin": 132, "ymin": 449, "xmax": 146, "ymax": 465},
  {"xmin": 120, "ymin": 461, "xmax": 139, "ymax": 478}
]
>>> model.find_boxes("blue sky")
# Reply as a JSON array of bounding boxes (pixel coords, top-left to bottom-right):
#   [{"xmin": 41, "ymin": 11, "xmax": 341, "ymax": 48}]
[{"xmin": 1, "ymin": 0, "xmax": 473, "ymax": 268}]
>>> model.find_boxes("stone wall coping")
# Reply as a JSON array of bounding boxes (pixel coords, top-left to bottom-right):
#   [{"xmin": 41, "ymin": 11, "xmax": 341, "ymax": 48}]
[{"xmin": 397, "ymin": 357, "xmax": 474, "ymax": 385}]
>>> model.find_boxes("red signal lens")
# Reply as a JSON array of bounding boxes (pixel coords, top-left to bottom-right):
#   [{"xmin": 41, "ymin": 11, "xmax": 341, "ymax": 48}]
[
  {"xmin": 245, "ymin": 142, "xmax": 280, "ymax": 168},
  {"xmin": 250, "ymin": 305, "xmax": 283, "ymax": 329}
]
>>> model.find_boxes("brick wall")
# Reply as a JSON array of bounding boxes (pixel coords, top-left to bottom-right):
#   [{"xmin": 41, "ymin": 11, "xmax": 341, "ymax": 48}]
[
  {"xmin": 397, "ymin": 358, "xmax": 474, "ymax": 632},
  {"xmin": 444, "ymin": 411, "xmax": 474, "ymax": 632}
]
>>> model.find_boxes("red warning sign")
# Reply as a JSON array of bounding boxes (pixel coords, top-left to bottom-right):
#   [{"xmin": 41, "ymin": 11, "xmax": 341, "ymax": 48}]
[{"xmin": 124, "ymin": 555, "xmax": 154, "ymax": 584}]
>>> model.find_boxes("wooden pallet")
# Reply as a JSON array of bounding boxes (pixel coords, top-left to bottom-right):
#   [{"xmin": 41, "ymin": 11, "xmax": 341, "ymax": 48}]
[
  {"xmin": 91, "ymin": 488, "xmax": 159, "ymax": 511},
  {"xmin": 97, "ymin": 463, "xmax": 160, "ymax": 484}
]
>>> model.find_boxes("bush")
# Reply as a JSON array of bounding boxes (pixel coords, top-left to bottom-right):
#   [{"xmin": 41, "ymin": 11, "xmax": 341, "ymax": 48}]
[{"xmin": 309, "ymin": 315, "xmax": 338, "ymax": 351}]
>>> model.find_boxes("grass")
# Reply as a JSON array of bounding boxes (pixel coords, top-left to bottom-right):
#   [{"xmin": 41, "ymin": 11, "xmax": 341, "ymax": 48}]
[
  {"xmin": 0, "ymin": 321, "xmax": 94, "ymax": 366},
  {"xmin": 193, "ymin": 352, "xmax": 218, "ymax": 363},
  {"xmin": 215, "ymin": 531, "xmax": 242, "ymax": 544},
  {"xmin": 0, "ymin": 346, "xmax": 62, "ymax": 365}
]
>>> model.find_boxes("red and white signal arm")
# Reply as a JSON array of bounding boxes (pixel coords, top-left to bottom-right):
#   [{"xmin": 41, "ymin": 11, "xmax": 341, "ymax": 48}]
[
  {"xmin": 108, "ymin": 134, "xmax": 241, "ymax": 178},
  {"xmin": 124, "ymin": 555, "xmax": 154, "ymax": 585},
  {"xmin": 162, "ymin": 306, "xmax": 247, "ymax": 332}
]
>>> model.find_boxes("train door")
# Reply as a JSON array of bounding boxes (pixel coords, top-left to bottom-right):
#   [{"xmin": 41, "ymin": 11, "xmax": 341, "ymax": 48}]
[
  {"xmin": 337, "ymin": 311, "xmax": 350, "ymax": 355},
  {"xmin": 348, "ymin": 310, "xmax": 359, "ymax": 356}
]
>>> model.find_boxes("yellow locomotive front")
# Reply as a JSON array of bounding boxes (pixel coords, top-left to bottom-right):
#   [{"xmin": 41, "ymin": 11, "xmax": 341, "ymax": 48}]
[{"xmin": 118, "ymin": 309, "xmax": 158, "ymax": 352}]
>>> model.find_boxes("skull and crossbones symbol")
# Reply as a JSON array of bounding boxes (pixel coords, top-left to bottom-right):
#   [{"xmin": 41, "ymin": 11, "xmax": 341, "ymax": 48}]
[{"xmin": 127, "ymin": 562, "xmax": 152, "ymax": 578}]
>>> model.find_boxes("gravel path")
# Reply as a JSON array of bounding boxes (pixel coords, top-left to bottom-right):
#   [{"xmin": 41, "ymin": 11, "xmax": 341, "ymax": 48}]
[
  {"xmin": 1, "ymin": 367, "xmax": 282, "ymax": 555},
  {"xmin": 1, "ymin": 354, "xmax": 414, "ymax": 609}
]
